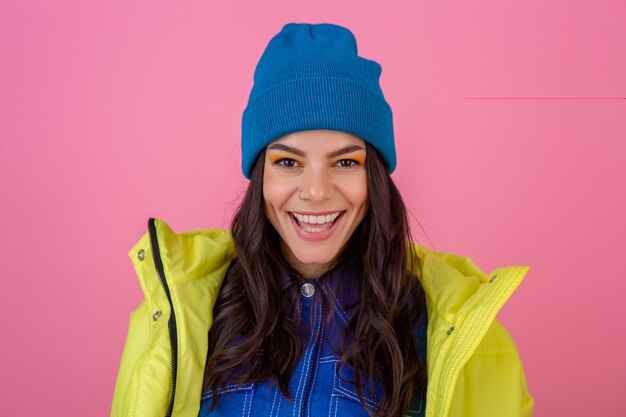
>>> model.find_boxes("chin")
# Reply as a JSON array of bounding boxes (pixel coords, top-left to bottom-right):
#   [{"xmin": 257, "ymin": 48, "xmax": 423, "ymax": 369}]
[
  {"xmin": 294, "ymin": 252, "xmax": 335, "ymax": 265},
  {"xmin": 292, "ymin": 246, "xmax": 338, "ymax": 266}
]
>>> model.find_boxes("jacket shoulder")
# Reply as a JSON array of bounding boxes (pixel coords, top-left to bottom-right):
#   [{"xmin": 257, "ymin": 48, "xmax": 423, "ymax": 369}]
[
  {"xmin": 447, "ymin": 319, "xmax": 534, "ymax": 417},
  {"xmin": 475, "ymin": 319, "xmax": 521, "ymax": 355}
]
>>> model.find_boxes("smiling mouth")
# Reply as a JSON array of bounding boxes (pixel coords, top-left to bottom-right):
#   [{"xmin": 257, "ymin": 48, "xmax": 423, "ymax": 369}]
[{"xmin": 289, "ymin": 211, "xmax": 345, "ymax": 232}]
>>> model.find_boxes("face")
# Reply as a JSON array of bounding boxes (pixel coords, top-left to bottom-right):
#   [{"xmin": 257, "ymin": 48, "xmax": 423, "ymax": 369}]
[{"xmin": 263, "ymin": 129, "xmax": 369, "ymax": 279}]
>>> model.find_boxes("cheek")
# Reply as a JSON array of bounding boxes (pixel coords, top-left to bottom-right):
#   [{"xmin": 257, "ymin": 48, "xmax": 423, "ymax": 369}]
[
  {"xmin": 344, "ymin": 174, "xmax": 368, "ymax": 209},
  {"xmin": 262, "ymin": 173, "xmax": 291, "ymax": 215}
]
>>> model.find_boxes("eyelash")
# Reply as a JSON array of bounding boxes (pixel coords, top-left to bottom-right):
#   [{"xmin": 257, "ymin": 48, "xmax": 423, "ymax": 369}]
[{"xmin": 273, "ymin": 158, "xmax": 361, "ymax": 169}]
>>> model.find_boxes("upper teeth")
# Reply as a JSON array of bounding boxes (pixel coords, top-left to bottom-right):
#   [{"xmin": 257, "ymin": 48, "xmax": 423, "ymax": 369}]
[{"xmin": 293, "ymin": 212, "xmax": 341, "ymax": 224}]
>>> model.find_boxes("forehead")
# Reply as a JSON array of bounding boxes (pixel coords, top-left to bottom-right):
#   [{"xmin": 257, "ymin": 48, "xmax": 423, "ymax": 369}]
[{"xmin": 268, "ymin": 129, "xmax": 366, "ymax": 149}]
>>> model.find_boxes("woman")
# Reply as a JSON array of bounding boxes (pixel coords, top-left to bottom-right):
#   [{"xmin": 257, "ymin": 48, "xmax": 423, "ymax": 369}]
[{"xmin": 111, "ymin": 23, "xmax": 533, "ymax": 417}]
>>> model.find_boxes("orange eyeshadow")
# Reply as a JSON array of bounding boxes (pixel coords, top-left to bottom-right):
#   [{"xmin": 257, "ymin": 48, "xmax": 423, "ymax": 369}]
[
  {"xmin": 350, "ymin": 155, "xmax": 366, "ymax": 164},
  {"xmin": 336, "ymin": 152, "xmax": 366, "ymax": 165},
  {"xmin": 267, "ymin": 153, "xmax": 301, "ymax": 163}
]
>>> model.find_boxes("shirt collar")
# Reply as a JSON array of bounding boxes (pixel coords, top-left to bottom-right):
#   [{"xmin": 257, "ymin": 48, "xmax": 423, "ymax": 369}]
[{"xmin": 279, "ymin": 253, "xmax": 362, "ymax": 318}]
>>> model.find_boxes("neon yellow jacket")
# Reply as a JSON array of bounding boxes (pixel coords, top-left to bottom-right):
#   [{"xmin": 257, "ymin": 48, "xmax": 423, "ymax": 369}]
[{"xmin": 111, "ymin": 218, "xmax": 534, "ymax": 417}]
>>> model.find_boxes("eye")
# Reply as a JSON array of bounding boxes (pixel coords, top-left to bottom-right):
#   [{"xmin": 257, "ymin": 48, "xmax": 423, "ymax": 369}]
[
  {"xmin": 336, "ymin": 159, "xmax": 360, "ymax": 168},
  {"xmin": 274, "ymin": 158, "xmax": 299, "ymax": 168}
]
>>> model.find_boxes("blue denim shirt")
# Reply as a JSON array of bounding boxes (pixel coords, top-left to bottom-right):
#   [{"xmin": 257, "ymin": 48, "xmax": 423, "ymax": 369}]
[{"xmin": 200, "ymin": 258, "xmax": 427, "ymax": 417}]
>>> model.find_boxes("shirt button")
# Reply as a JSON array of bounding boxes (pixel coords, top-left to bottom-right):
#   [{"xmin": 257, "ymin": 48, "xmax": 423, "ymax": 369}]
[
  {"xmin": 301, "ymin": 282, "xmax": 315, "ymax": 298},
  {"xmin": 137, "ymin": 249, "xmax": 146, "ymax": 261}
]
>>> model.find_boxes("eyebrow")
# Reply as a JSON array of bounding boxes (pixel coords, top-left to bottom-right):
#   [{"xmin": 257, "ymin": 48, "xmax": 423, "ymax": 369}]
[{"xmin": 266, "ymin": 143, "xmax": 365, "ymax": 159}]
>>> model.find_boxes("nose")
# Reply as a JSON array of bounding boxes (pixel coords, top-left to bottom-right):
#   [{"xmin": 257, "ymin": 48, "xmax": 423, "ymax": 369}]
[{"xmin": 298, "ymin": 166, "xmax": 334, "ymax": 201}]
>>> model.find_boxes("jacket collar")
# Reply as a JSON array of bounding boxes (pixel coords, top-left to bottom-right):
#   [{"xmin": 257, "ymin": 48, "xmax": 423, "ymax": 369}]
[{"xmin": 139, "ymin": 218, "xmax": 529, "ymax": 320}]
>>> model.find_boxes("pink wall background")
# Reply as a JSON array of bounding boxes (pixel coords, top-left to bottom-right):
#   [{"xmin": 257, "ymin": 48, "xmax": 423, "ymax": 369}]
[{"xmin": 1, "ymin": 1, "xmax": 624, "ymax": 416}]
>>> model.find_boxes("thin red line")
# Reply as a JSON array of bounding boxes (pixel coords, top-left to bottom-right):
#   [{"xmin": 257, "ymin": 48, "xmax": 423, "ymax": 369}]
[{"xmin": 465, "ymin": 97, "xmax": 625, "ymax": 100}]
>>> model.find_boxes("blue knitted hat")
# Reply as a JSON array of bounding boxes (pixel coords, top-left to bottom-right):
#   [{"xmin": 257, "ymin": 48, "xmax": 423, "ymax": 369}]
[{"xmin": 241, "ymin": 22, "xmax": 396, "ymax": 179}]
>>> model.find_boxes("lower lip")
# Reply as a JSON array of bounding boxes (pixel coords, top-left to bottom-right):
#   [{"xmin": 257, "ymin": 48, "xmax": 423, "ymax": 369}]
[{"xmin": 289, "ymin": 212, "xmax": 344, "ymax": 242}]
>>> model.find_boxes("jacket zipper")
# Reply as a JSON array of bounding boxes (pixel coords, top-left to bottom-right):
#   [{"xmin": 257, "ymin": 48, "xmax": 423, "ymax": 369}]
[{"xmin": 148, "ymin": 218, "xmax": 178, "ymax": 417}]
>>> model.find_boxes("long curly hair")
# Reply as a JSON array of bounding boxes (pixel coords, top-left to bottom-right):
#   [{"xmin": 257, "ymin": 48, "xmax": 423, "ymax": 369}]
[{"xmin": 202, "ymin": 143, "xmax": 428, "ymax": 417}]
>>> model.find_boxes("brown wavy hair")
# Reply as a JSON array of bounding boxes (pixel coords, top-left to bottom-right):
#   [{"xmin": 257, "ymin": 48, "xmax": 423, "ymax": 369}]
[{"xmin": 202, "ymin": 143, "xmax": 428, "ymax": 417}]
